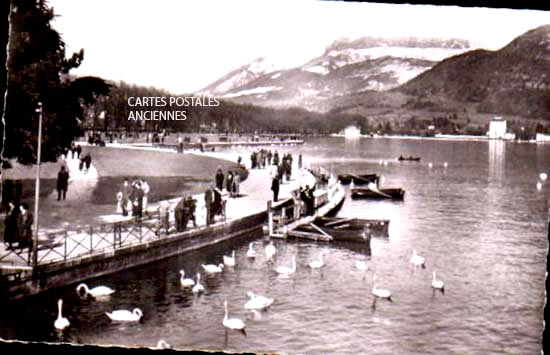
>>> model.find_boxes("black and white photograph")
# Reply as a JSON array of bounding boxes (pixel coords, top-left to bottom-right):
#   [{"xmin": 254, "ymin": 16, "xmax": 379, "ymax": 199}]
[{"xmin": 0, "ymin": 1, "xmax": 548, "ymax": 354}]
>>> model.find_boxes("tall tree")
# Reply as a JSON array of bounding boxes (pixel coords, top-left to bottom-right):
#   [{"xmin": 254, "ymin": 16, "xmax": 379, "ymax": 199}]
[{"xmin": 1, "ymin": 0, "xmax": 109, "ymax": 165}]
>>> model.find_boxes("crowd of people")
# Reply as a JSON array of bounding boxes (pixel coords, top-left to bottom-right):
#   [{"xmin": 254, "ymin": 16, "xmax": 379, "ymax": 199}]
[{"xmin": 117, "ymin": 178, "xmax": 150, "ymax": 219}]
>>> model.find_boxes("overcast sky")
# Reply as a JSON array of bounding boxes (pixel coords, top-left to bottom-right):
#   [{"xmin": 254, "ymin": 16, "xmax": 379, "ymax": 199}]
[{"xmin": 46, "ymin": 0, "xmax": 549, "ymax": 94}]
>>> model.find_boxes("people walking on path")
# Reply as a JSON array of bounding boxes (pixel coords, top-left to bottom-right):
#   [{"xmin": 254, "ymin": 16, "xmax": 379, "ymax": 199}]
[{"xmin": 56, "ymin": 166, "xmax": 70, "ymax": 201}]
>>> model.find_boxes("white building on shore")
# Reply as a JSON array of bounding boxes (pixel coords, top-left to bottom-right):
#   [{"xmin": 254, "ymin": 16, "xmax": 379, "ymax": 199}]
[
  {"xmin": 343, "ymin": 125, "xmax": 361, "ymax": 138},
  {"xmin": 487, "ymin": 117, "xmax": 515, "ymax": 140}
]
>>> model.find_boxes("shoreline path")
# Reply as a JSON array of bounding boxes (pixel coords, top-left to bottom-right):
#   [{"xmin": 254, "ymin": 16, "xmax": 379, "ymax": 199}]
[{"xmin": 0, "ymin": 143, "xmax": 315, "ymax": 266}]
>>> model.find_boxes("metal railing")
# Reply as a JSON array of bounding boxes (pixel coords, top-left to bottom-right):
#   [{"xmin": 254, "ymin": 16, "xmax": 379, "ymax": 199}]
[{"xmin": 0, "ymin": 210, "xmax": 195, "ymax": 267}]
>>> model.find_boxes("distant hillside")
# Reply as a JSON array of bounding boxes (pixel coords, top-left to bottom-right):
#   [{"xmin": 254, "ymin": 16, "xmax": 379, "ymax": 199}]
[
  {"xmin": 396, "ymin": 25, "xmax": 550, "ymax": 119},
  {"xmin": 198, "ymin": 36, "xmax": 471, "ymax": 112}
]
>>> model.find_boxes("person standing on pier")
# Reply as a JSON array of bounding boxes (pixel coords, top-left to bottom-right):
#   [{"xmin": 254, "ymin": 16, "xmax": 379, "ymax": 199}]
[
  {"xmin": 120, "ymin": 179, "xmax": 131, "ymax": 216},
  {"xmin": 158, "ymin": 200, "xmax": 170, "ymax": 235},
  {"xmin": 273, "ymin": 151, "xmax": 280, "ymax": 166},
  {"xmin": 234, "ymin": 172, "xmax": 240, "ymax": 197},
  {"xmin": 298, "ymin": 154, "xmax": 303, "ymax": 169},
  {"xmin": 271, "ymin": 174, "xmax": 280, "ymax": 202},
  {"xmin": 226, "ymin": 171, "xmax": 234, "ymax": 196},
  {"xmin": 56, "ymin": 166, "xmax": 70, "ymax": 201},
  {"xmin": 17, "ymin": 204, "xmax": 33, "ymax": 261},
  {"xmin": 141, "ymin": 179, "xmax": 150, "ymax": 215},
  {"xmin": 205, "ymin": 185, "xmax": 214, "ymax": 226},
  {"xmin": 3, "ymin": 201, "xmax": 19, "ymax": 250},
  {"xmin": 267, "ymin": 150, "xmax": 272, "ymax": 165},
  {"xmin": 215, "ymin": 168, "xmax": 225, "ymax": 191}
]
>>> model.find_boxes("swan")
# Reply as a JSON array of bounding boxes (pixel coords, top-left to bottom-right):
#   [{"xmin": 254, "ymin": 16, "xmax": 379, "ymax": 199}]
[
  {"xmin": 265, "ymin": 241, "xmax": 277, "ymax": 260},
  {"xmin": 223, "ymin": 300, "xmax": 246, "ymax": 332},
  {"xmin": 244, "ymin": 291, "xmax": 274, "ymax": 310},
  {"xmin": 54, "ymin": 299, "xmax": 70, "ymax": 330},
  {"xmin": 410, "ymin": 249, "xmax": 426, "ymax": 269},
  {"xmin": 180, "ymin": 269, "xmax": 195, "ymax": 287},
  {"xmin": 202, "ymin": 263, "xmax": 224, "ymax": 273},
  {"xmin": 223, "ymin": 250, "xmax": 236, "ymax": 267},
  {"xmin": 431, "ymin": 271, "xmax": 445, "ymax": 294},
  {"xmin": 76, "ymin": 283, "xmax": 115, "ymax": 297},
  {"xmin": 540, "ymin": 173, "xmax": 548, "ymax": 181},
  {"xmin": 444, "ymin": 162, "xmax": 448, "ymax": 168},
  {"xmin": 309, "ymin": 251, "xmax": 325, "ymax": 269},
  {"xmin": 275, "ymin": 255, "xmax": 296, "ymax": 275},
  {"xmin": 372, "ymin": 275, "xmax": 392, "ymax": 302},
  {"xmin": 105, "ymin": 308, "xmax": 143, "ymax": 322},
  {"xmin": 428, "ymin": 162, "xmax": 433, "ymax": 168},
  {"xmin": 355, "ymin": 260, "xmax": 368, "ymax": 271},
  {"xmin": 192, "ymin": 273, "xmax": 205, "ymax": 293},
  {"xmin": 537, "ymin": 182, "xmax": 542, "ymax": 190},
  {"xmin": 156, "ymin": 339, "xmax": 171, "ymax": 349},
  {"xmin": 247, "ymin": 242, "xmax": 256, "ymax": 258}
]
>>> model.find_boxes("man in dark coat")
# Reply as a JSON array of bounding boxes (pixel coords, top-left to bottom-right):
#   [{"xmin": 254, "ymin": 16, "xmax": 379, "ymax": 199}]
[
  {"xmin": 271, "ymin": 174, "xmax": 280, "ymax": 202},
  {"xmin": 3, "ymin": 201, "xmax": 19, "ymax": 249},
  {"xmin": 204, "ymin": 186, "xmax": 215, "ymax": 225},
  {"xmin": 17, "ymin": 204, "xmax": 33, "ymax": 262},
  {"xmin": 215, "ymin": 168, "xmax": 224, "ymax": 190},
  {"xmin": 175, "ymin": 197, "xmax": 188, "ymax": 232},
  {"xmin": 56, "ymin": 166, "xmax": 70, "ymax": 200}
]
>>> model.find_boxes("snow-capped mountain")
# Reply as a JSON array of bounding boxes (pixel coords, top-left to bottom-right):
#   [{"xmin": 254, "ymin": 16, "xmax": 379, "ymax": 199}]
[{"xmin": 198, "ymin": 36, "xmax": 471, "ymax": 112}]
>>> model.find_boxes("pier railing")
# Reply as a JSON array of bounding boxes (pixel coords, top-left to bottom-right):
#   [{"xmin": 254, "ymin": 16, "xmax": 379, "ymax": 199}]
[{"xmin": 0, "ymin": 210, "xmax": 189, "ymax": 267}]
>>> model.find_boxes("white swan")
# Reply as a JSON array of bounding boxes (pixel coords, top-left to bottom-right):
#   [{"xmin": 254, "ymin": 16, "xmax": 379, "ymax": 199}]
[
  {"xmin": 201, "ymin": 263, "xmax": 224, "ymax": 273},
  {"xmin": 265, "ymin": 241, "xmax": 277, "ymax": 260},
  {"xmin": 537, "ymin": 182, "xmax": 542, "ymax": 190},
  {"xmin": 355, "ymin": 260, "xmax": 368, "ymax": 271},
  {"xmin": 76, "ymin": 283, "xmax": 115, "ymax": 297},
  {"xmin": 276, "ymin": 255, "xmax": 296, "ymax": 275},
  {"xmin": 309, "ymin": 251, "xmax": 325, "ymax": 269},
  {"xmin": 156, "ymin": 339, "xmax": 171, "ymax": 349},
  {"xmin": 105, "ymin": 308, "xmax": 143, "ymax": 322},
  {"xmin": 54, "ymin": 299, "xmax": 70, "ymax": 330},
  {"xmin": 244, "ymin": 291, "xmax": 274, "ymax": 310},
  {"xmin": 247, "ymin": 242, "xmax": 256, "ymax": 258},
  {"xmin": 223, "ymin": 251, "xmax": 236, "ymax": 267},
  {"xmin": 540, "ymin": 173, "xmax": 548, "ymax": 181},
  {"xmin": 192, "ymin": 273, "xmax": 205, "ymax": 293},
  {"xmin": 431, "ymin": 271, "xmax": 445, "ymax": 294},
  {"xmin": 180, "ymin": 269, "xmax": 195, "ymax": 287},
  {"xmin": 223, "ymin": 300, "xmax": 246, "ymax": 331},
  {"xmin": 372, "ymin": 275, "xmax": 392, "ymax": 301},
  {"xmin": 410, "ymin": 249, "xmax": 426, "ymax": 269}
]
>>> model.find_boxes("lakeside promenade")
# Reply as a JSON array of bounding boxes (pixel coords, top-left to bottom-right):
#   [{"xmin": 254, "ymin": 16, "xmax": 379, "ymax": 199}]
[{"xmin": 0, "ymin": 144, "xmax": 317, "ymax": 299}]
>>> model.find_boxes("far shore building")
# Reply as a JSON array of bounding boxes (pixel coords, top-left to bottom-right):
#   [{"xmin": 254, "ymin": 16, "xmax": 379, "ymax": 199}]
[
  {"xmin": 343, "ymin": 125, "xmax": 361, "ymax": 138},
  {"xmin": 487, "ymin": 117, "xmax": 515, "ymax": 140}
]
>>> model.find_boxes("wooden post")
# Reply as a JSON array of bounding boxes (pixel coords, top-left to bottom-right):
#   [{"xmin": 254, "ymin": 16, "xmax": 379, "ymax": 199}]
[
  {"xmin": 90, "ymin": 226, "xmax": 93, "ymax": 254},
  {"xmin": 32, "ymin": 102, "xmax": 43, "ymax": 267},
  {"xmin": 267, "ymin": 200, "xmax": 273, "ymax": 236}
]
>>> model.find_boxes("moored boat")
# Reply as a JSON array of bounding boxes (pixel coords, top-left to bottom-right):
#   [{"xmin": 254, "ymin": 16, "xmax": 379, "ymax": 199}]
[
  {"xmin": 398, "ymin": 155, "xmax": 421, "ymax": 162},
  {"xmin": 351, "ymin": 187, "xmax": 405, "ymax": 200},
  {"xmin": 337, "ymin": 173, "xmax": 380, "ymax": 185},
  {"xmin": 288, "ymin": 216, "xmax": 389, "ymax": 242}
]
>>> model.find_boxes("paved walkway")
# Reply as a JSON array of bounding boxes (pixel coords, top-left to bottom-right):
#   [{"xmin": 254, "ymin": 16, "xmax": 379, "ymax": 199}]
[{"xmin": 0, "ymin": 146, "xmax": 315, "ymax": 268}]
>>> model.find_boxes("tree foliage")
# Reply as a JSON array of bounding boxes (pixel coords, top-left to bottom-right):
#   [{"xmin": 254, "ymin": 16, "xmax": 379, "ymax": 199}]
[{"xmin": 1, "ymin": 0, "xmax": 109, "ymax": 165}]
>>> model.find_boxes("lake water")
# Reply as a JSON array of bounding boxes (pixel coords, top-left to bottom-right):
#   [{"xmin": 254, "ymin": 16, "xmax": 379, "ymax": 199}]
[{"xmin": 0, "ymin": 137, "xmax": 547, "ymax": 354}]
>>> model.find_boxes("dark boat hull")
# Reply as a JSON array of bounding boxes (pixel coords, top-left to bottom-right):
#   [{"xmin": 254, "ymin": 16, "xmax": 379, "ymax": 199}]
[
  {"xmin": 398, "ymin": 156, "xmax": 421, "ymax": 162},
  {"xmin": 351, "ymin": 187, "xmax": 405, "ymax": 200},
  {"xmin": 337, "ymin": 174, "xmax": 379, "ymax": 185}
]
